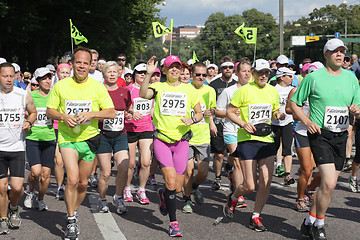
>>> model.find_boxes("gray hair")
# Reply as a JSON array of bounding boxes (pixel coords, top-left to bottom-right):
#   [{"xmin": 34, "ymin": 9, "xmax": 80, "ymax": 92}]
[{"xmin": 102, "ymin": 61, "xmax": 119, "ymax": 75}]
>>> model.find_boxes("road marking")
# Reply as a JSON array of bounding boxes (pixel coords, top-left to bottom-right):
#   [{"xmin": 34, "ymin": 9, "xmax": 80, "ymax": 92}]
[{"xmin": 88, "ymin": 193, "xmax": 127, "ymax": 240}]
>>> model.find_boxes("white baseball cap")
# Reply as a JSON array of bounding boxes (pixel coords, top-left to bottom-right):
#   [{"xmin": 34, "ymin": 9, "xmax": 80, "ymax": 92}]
[
  {"xmin": 134, "ymin": 63, "xmax": 147, "ymax": 72},
  {"xmin": 35, "ymin": 67, "xmax": 51, "ymax": 80},
  {"xmin": 12, "ymin": 63, "xmax": 21, "ymax": 72},
  {"xmin": 252, "ymin": 59, "xmax": 271, "ymax": 71},
  {"xmin": 187, "ymin": 59, "xmax": 194, "ymax": 66},
  {"xmin": 0, "ymin": 58, "xmax": 7, "ymax": 64},
  {"xmin": 207, "ymin": 63, "xmax": 218, "ymax": 69},
  {"xmin": 276, "ymin": 55, "xmax": 289, "ymax": 64},
  {"xmin": 323, "ymin": 39, "xmax": 347, "ymax": 53},
  {"xmin": 46, "ymin": 64, "xmax": 56, "ymax": 72},
  {"xmin": 308, "ymin": 61, "xmax": 325, "ymax": 73},
  {"xmin": 124, "ymin": 68, "xmax": 133, "ymax": 76},
  {"xmin": 276, "ymin": 67, "xmax": 295, "ymax": 78}
]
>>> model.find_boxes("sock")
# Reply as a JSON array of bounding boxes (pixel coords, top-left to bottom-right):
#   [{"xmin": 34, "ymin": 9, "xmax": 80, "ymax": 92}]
[
  {"xmin": 215, "ymin": 175, "xmax": 221, "ymax": 179},
  {"xmin": 305, "ymin": 211, "xmax": 316, "ymax": 225},
  {"xmin": 285, "ymin": 172, "xmax": 290, "ymax": 176},
  {"xmin": 58, "ymin": 186, "xmax": 64, "ymax": 190},
  {"xmin": 183, "ymin": 195, "xmax": 191, "ymax": 202},
  {"xmin": 351, "ymin": 176, "xmax": 357, "ymax": 181},
  {"xmin": 138, "ymin": 187, "xmax": 145, "ymax": 192},
  {"xmin": 231, "ymin": 194, "xmax": 238, "ymax": 202},
  {"xmin": 164, "ymin": 188, "xmax": 177, "ymax": 222},
  {"xmin": 314, "ymin": 216, "xmax": 325, "ymax": 227},
  {"xmin": 100, "ymin": 198, "xmax": 106, "ymax": 202},
  {"xmin": 276, "ymin": 162, "xmax": 282, "ymax": 168},
  {"xmin": 192, "ymin": 183, "xmax": 199, "ymax": 190},
  {"xmin": 68, "ymin": 215, "xmax": 76, "ymax": 220},
  {"xmin": 252, "ymin": 212, "xmax": 260, "ymax": 219},
  {"xmin": 38, "ymin": 198, "xmax": 43, "ymax": 201},
  {"xmin": 124, "ymin": 186, "xmax": 131, "ymax": 191},
  {"xmin": 114, "ymin": 194, "xmax": 122, "ymax": 199},
  {"xmin": 9, "ymin": 204, "xmax": 17, "ymax": 210}
]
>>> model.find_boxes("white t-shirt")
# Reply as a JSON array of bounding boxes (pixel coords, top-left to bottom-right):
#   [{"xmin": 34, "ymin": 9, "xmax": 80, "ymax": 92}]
[
  {"xmin": 271, "ymin": 84, "xmax": 294, "ymax": 126},
  {"xmin": 89, "ymin": 70, "xmax": 104, "ymax": 84},
  {"xmin": 217, "ymin": 84, "xmax": 240, "ymax": 136}
]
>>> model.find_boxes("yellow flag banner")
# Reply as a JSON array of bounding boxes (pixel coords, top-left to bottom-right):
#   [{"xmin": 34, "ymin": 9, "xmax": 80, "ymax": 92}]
[
  {"xmin": 192, "ymin": 51, "xmax": 199, "ymax": 63},
  {"xmin": 234, "ymin": 24, "xmax": 257, "ymax": 44},
  {"xmin": 152, "ymin": 19, "xmax": 174, "ymax": 38},
  {"xmin": 69, "ymin": 19, "xmax": 88, "ymax": 45}
]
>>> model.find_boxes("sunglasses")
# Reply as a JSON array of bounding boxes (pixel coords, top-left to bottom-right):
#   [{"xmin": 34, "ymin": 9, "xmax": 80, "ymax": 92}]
[
  {"xmin": 31, "ymin": 83, "xmax": 39, "ymax": 87},
  {"xmin": 117, "ymin": 58, "xmax": 126, "ymax": 62},
  {"xmin": 195, "ymin": 73, "xmax": 207, "ymax": 77},
  {"xmin": 221, "ymin": 66, "xmax": 234, "ymax": 70},
  {"xmin": 344, "ymin": 58, "xmax": 350, "ymax": 62},
  {"xmin": 136, "ymin": 71, "xmax": 146, "ymax": 75}
]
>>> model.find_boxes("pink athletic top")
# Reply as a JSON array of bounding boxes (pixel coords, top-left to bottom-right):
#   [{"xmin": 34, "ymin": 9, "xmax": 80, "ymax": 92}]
[{"xmin": 125, "ymin": 84, "xmax": 154, "ymax": 132}]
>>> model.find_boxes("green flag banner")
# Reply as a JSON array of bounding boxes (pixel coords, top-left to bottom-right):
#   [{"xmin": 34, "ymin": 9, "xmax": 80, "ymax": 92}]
[
  {"xmin": 152, "ymin": 19, "xmax": 174, "ymax": 38},
  {"xmin": 193, "ymin": 51, "xmax": 199, "ymax": 63},
  {"xmin": 235, "ymin": 24, "xmax": 257, "ymax": 44},
  {"xmin": 69, "ymin": 19, "xmax": 88, "ymax": 45}
]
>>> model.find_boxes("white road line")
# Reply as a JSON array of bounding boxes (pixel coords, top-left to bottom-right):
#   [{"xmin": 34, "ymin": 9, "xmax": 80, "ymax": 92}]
[{"xmin": 88, "ymin": 193, "xmax": 127, "ymax": 240}]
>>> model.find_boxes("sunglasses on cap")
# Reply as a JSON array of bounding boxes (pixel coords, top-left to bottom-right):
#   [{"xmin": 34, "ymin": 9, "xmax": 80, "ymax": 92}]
[
  {"xmin": 195, "ymin": 73, "xmax": 207, "ymax": 77},
  {"xmin": 221, "ymin": 66, "xmax": 234, "ymax": 70},
  {"xmin": 117, "ymin": 58, "xmax": 126, "ymax": 62}
]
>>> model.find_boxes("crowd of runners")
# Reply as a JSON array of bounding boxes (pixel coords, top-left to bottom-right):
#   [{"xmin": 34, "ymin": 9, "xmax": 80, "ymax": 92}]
[{"xmin": 0, "ymin": 38, "xmax": 359, "ymax": 240}]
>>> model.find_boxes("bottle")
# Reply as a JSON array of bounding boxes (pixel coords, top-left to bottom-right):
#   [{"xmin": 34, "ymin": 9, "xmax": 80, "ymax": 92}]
[{"xmin": 73, "ymin": 108, "xmax": 80, "ymax": 134}]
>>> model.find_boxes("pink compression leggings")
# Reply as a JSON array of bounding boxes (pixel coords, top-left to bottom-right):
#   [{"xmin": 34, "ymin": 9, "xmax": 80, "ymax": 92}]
[{"xmin": 153, "ymin": 138, "xmax": 189, "ymax": 174}]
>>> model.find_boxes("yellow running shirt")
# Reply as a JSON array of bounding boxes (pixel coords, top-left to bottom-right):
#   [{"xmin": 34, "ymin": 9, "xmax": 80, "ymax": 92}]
[
  {"xmin": 230, "ymin": 82, "xmax": 280, "ymax": 143},
  {"xmin": 47, "ymin": 77, "xmax": 114, "ymax": 144},
  {"xmin": 150, "ymin": 82, "xmax": 200, "ymax": 143},
  {"xmin": 189, "ymin": 85, "xmax": 217, "ymax": 145}
]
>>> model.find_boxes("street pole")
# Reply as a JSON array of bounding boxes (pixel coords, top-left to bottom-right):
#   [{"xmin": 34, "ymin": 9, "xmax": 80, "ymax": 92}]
[
  {"xmin": 279, "ymin": 0, "xmax": 284, "ymax": 55},
  {"xmin": 213, "ymin": 44, "xmax": 215, "ymax": 63}
]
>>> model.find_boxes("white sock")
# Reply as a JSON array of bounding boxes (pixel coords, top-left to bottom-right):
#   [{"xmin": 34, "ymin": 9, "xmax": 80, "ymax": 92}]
[
  {"xmin": 68, "ymin": 215, "xmax": 76, "ymax": 220},
  {"xmin": 252, "ymin": 212, "xmax": 260, "ymax": 219},
  {"xmin": 114, "ymin": 194, "xmax": 122, "ymax": 199},
  {"xmin": 9, "ymin": 204, "xmax": 17, "ymax": 210},
  {"xmin": 305, "ymin": 213, "xmax": 316, "ymax": 225},
  {"xmin": 276, "ymin": 162, "xmax": 282, "ymax": 168},
  {"xmin": 314, "ymin": 217, "xmax": 325, "ymax": 227},
  {"xmin": 138, "ymin": 187, "xmax": 145, "ymax": 192},
  {"xmin": 58, "ymin": 186, "xmax": 64, "ymax": 190},
  {"xmin": 124, "ymin": 186, "xmax": 131, "ymax": 191},
  {"xmin": 351, "ymin": 176, "xmax": 357, "ymax": 181}
]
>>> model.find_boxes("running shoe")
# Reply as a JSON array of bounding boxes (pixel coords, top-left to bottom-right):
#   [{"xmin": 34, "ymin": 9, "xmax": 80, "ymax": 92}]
[
  {"xmin": 236, "ymin": 196, "xmax": 247, "ymax": 208},
  {"xmin": 311, "ymin": 225, "xmax": 327, "ymax": 240},
  {"xmin": 192, "ymin": 188, "xmax": 204, "ymax": 205},
  {"xmin": 136, "ymin": 189, "xmax": 150, "ymax": 204},
  {"xmin": 182, "ymin": 200, "xmax": 194, "ymax": 213},
  {"xmin": 123, "ymin": 189, "xmax": 133, "ymax": 202},
  {"xmin": 111, "ymin": 156, "xmax": 115, "ymax": 169},
  {"xmin": 89, "ymin": 173, "xmax": 98, "ymax": 188},
  {"xmin": 300, "ymin": 219, "xmax": 312, "ymax": 237},
  {"xmin": 36, "ymin": 199, "xmax": 48, "ymax": 211},
  {"xmin": 112, "ymin": 195, "xmax": 127, "ymax": 214},
  {"xmin": 64, "ymin": 218, "xmax": 79, "ymax": 240},
  {"xmin": 349, "ymin": 177, "xmax": 358, "ymax": 192},
  {"xmin": 157, "ymin": 188, "xmax": 168, "ymax": 216},
  {"xmin": 0, "ymin": 218, "xmax": 9, "ymax": 235},
  {"xmin": 211, "ymin": 177, "xmax": 221, "ymax": 190},
  {"xmin": 343, "ymin": 159, "xmax": 352, "ymax": 172},
  {"xmin": 147, "ymin": 175, "xmax": 158, "ymax": 185},
  {"xmin": 56, "ymin": 187, "xmax": 65, "ymax": 200},
  {"xmin": 249, "ymin": 217, "xmax": 267, "ymax": 232},
  {"xmin": 8, "ymin": 206, "xmax": 21, "ymax": 228},
  {"xmin": 99, "ymin": 200, "xmax": 109, "ymax": 213},
  {"xmin": 169, "ymin": 221, "xmax": 182, "ymax": 237},
  {"xmin": 223, "ymin": 194, "xmax": 237, "ymax": 219},
  {"xmin": 284, "ymin": 174, "xmax": 295, "ymax": 185},
  {"xmin": 294, "ymin": 199, "xmax": 309, "ymax": 212},
  {"xmin": 24, "ymin": 191, "xmax": 35, "ymax": 209},
  {"xmin": 305, "ymin": 188, "xmax": 316, "ymax": 203},
  {"xmin": 275, "ymin": 165, "xmax": 285, "ymax": 177}
]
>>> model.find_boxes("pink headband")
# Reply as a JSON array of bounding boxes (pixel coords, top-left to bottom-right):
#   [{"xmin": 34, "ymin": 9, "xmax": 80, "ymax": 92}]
[{"xmin": 57, "ymin": 63, "xmax": 71, "ymax": 72}]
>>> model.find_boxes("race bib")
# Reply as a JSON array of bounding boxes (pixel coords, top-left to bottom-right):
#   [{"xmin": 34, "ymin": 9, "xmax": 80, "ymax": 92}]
[
  {"xmin": 65, "ymin": 100, "xmax": 92, "ymax": 125},
  {"xmin": 103, "ymin": 111, "xmax": 124, "ymax": 131},
  {"xmin": 34, "ymin": 107, "xmax": 52, "ymax": 127},
  {"xmin": 0, "ymin": 107, "xmax": 22, "ymax": 129},
  {"xmin": 133, "ymin": 98, "xmax": 152, "ymax": 116},
  {"xmin": 160, "ymin": 92, "xmax": 187, "ymax": 116},
  {"xmin": 324, "ymin": 106, "xmax": 349, "ymax": 132},
  {"xmin": 248, "ymin": 103, "xmax": 272, "ymax": 125},
  {"xmin": 191, "ymin": 104, "xmax": 206, "ymax": 125}
]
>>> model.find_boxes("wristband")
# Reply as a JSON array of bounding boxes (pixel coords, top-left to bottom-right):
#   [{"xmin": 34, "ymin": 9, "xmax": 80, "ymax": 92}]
[
  {"xmin": 25, "ymin": 120, "xmax": 32, "ymax": 127},
  {"xmin": 192, "ymin": 116, "xmax": 198, "ymax": 124},
  {"xmin": 128, "ymin": 110, "xmax": 134, "ymax": 115}
]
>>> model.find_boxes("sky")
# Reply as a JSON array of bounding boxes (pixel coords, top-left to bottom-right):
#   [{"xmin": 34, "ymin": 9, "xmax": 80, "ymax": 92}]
[{"xmin": 158, "ymin": 0, "xmax": 354, "ymax": 26}]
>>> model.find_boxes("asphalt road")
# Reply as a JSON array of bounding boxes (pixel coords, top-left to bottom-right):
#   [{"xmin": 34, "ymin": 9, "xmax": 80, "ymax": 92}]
[{"xmin": 3, "ymin": 155, "xmax": 360, "ymax": 240}]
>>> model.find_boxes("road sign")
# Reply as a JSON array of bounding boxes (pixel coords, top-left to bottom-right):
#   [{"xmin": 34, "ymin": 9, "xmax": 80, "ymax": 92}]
[
  {"xmin": 335, "ymin": 32, "xmax": 341, "ymax": 38},
  {"xmin": 309, "ymin": 33, "xmax": 315, "ymax": 36},
  {"xmin": 306, "ymin": 36, "xmax": 320, "ymax": 42},
  {"xmin": 291, "ymin": 36, "xmax": 306, "ymax": 46}
]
